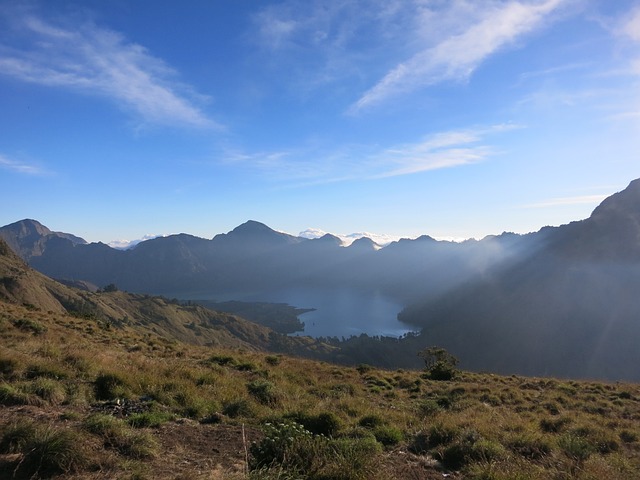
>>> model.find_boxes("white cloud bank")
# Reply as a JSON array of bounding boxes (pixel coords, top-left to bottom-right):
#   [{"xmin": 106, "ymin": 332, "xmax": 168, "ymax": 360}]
[
  {"xmin": 0, "ymin": 13, "xmax": 217, "ymax": 130},
  {"xmin": 108, "ymin": 234, "xmax": 165, "ymax": 250},
  {"xmin": 298, "ymin": 228, "xmax": 398, "ymax": 247}
]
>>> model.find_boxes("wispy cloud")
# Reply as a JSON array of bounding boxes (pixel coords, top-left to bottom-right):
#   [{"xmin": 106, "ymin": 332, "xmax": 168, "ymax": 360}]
[
  {"xmin": 0, "ymin": 153, "xmax": 49, "ymax": 176},
  {"xmin": 619, "ymin": 5, "xmax": 640, "ymax": 43},
  {"xmin": 0, "ymin": 14, "xmax": 218, "ymax": 130},
  {"xmin": 222, "ymin": 123, "xmax": 518, "ymax": 185},
  {"xmin": 522, "ymin": 194, "xmax": 608, "ymax": 209},
  {"xmin": 350, "ymin": 0, "xmax": 567, "ymax": 113}
]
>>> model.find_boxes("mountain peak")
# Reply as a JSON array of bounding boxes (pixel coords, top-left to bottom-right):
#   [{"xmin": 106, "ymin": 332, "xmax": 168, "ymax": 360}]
[
  {"xmin": 230, "ymin": 220, "xmax": 277, "ymax": 236},
  {"xmin": 315, "ymin": 233, "xmax": 343, "ymax": 244},
  {"xmin": 348, "ymin": 236, "xmax": 380, "ymax": 251},
  {"xmin": 3, "ymin": 219, "xmax": 52, "ymax": 238},
  {"xmin": 590, "ymin": 178, "xmax": 640, "ymax": 221},
  {"xmin": 212, "ymin": 220, "xmax": 303, "ymax": 247}
]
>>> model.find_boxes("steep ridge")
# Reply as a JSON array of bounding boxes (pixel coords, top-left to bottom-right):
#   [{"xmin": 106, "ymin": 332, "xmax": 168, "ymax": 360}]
[
  {"xmin": 0, "ymin": 218, "xmax": 86, "ymax": 261},
  {"xmin": 400, "ymin": 179, "xmax": 640, "ymax": 380},
  {"xmin": 0, "ymin": 238, "xmax": 330, "ymax": 354}
]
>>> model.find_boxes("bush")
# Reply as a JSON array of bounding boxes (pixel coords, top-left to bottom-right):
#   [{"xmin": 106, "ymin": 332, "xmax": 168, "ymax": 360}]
[
  {"xmin": 506, "ymin": 434, "xmax": 552, "ymax": 460},
  {"xmin": 265, "ymin": 355, "xmax": 281, "ymax": 366},
  {"xmin": 250, "ymin": 421, "xmax": 381, "ymax": 479},
  {"xmin": 418, "ymin": 346, "xmax": 459, "ymax": 381},
  {"xmin": 250, "ymin": 421, "xmax": 313, "ymax": 471},
  {"xmin": 558, "ymin": 434, "xmax": 593, "ymax": 462},
  {"xmin": 372, "ymin": 425, "xmax": 403, "ymax": 447},
  {"xmin": 11, "ymin": 318, "xmax": 47, "ymax": 335},
  {"xmin": 0, "ymin": 356, "xmax": 20, "ymax": 379},
  {"xmin": 223, "ymin": 399, "xmax": 254, "ymax": 418},
  {"xmin": 539, "ymin": 416, "xmax": 571, "ymax": 433},
  {"xmin": 286, "ymin": 411, "xmax": 342, "ymax": 437},
  {"xmin": 0, "ymin": 421, "xmax": 86, "ymax": 477},
  {"xmin": 83, "ymin": 413, "xmax": 158, "ymax": 458},
  {"xmin": 25, "ymin": 363, "xmax": 69, "ymax": 380},
  {"xmin": 94, "ymin": 372, "xmax": 129, "ymax": 400},
  {"xmin": 620, "ymin": 429, "xmax": 639, "ymax": 443},
  {"xmin": 127, "ymin": 411, "xmax": 174, "ymax": 428},
  {"xmin": 437, "ymin": 437, "xmax": 504, "ymax": 470},
  {"xmin": 418, "ymin": 399, "xmax": 442, "ymax": 416},
  {"xmin": 28, "ymin": 378, "xmax": 67, "ymax": 404},
  {"xmin": 247, "ymin": 380, "xmax": 278, "ymax": 406},
  {"xmin": 0, "ymin": 383, "xmax": 34, "ymax": 406},
  {"xmin": 208, "ymin": 354, "xmax": 237, "ymax": 366},
  {"xmin": 358, "ymin": 414, "xmax": 385, "ymax": 429}
]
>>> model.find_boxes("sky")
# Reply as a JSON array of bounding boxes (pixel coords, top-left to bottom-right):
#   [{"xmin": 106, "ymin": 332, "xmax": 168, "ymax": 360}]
[{"xmin": 0, "ymin": 0, "xmax": 639, "ymax": 245}]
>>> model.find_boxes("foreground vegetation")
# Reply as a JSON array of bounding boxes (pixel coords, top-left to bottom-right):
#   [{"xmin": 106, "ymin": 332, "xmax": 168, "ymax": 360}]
[{"xmin": 1, "ymin": 301, "xmax": 640, "ymax": 479}]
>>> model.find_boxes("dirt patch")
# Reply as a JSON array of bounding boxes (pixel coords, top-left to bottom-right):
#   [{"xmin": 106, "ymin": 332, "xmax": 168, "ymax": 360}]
[{"xmin": 151, "ymin": 420, "xmax": 261, "ymax": 479}]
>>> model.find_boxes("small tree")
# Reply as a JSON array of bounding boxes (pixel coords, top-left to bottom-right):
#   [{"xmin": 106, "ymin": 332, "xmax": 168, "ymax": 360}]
[{"xmin": 418, "ymin": 346, "xmax": 459, "ymax": 381}]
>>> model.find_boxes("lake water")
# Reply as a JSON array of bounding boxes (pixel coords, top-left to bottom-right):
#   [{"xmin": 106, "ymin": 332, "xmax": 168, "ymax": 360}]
[{"xmin": 211, "ymin": 287, "xmax": 415, "ymax": 338}]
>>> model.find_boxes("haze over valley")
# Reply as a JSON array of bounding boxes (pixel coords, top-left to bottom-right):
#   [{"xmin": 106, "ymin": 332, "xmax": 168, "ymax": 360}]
[{"xmin": 3, "ymin": 178, "xmax": 640, "ymax": 381}]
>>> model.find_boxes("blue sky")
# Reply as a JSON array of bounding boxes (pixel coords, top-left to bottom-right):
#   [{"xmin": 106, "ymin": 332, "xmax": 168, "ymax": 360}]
[{"xmin": 1, "ymin": 0, "xmax": 639, "ymax": 244}]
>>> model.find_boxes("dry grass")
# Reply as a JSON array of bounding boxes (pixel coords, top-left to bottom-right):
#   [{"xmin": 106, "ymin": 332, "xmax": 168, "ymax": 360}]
[{"xmin": 1, "ymin": 302, "xmax": 640, "ymax": 479}]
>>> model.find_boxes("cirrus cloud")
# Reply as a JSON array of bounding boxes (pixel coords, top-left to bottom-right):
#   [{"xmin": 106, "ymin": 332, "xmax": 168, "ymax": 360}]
[{"xmin": 0, "ymin": 13, "xmax": 219, "ymax": 130}]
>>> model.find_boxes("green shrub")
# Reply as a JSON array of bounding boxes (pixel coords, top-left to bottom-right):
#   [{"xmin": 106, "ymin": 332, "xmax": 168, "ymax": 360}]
[
  {"xmin": 247, "ymin": 379, "xmax": 279, "ymax": 406},
  {"xmin": 208, "ymin": 354, "xmax": 237, "ymax": 366},
  {"xmin": 0, "ymin": 420, "xmax": 36, "ymax": 453},
  {"xmin": 265, "ymin": 355, "xmax": 281, "ymax": 366},
  {"xmin": 0, "ymin": 383, "xmax": 33, "ymax": 406},
  {"xmin": 94, "ymin": 372, "xmax": 129, "ymax": 400},
  {"xmin": 620, "ymin": 429, "xmax": 639, "ymax": 443},
  {"xmin": 223, "ymin": 399, "xmax": 254, "ymax": 418},
  {"xmin": 0, "ymin": 421, "xmax": 86, "ymax": 477},
  {"xmin": 317, "ymin": 436, "xmax": 382, "ymax": 479},
  {"xmin": 558, "ymin": 434, "xmax": 593, "ymax": 462},
  {"xmin": 11, "ymin": 318, "xmax": 47, "ymax": 335},
  {"xmin": 286, "ymin": 411, "xmax": 342, "ymax": 437},
  {"xmin": 506, "ymin": 434, "xmax": 552, "ymax": 460},
  {"xmin": 28, "ymin": 377, "xmax": 67, "ymax": 404},
  {"xmin": 0, "ymin": 356, "xmax": 20, "ymax": 379},
  {"xmin": 250, "ymin": 421, "xmax": 313, "ymax": 471},
  {"xmin": 24, "ymin": 363, "xmax": 69, "ymax": 381},
  {"xmin": 127, "ymin": 411, "xmax": 174, "ymax": 428},
  {"xmin": 372, "ymin": 425, "xmax": 403, "ymax": 447},
  {"xmin": 83, "ymin": 413, "xmax": 157, "ymax": 458},
  {"xmin": 539, "ymin": 416, "xmax": 571, "ymax": 433},
  {"xmin": 358, "ymin": 414, "xmax": 385, "ymax": 429},
  {"xmin": 236, "ymin": 361, "xmax": 258, "ymax": 372},
  {"xmin": 115, "ymin": 430, "xmax": 159, "ymax": 458},
  {"xmin": 250, "ymin": 422, "xmax": 381, "ymax": 479},
  {"xmin": 427, "ymin": 423, "xmax": 459, "ymax": 447},
  {"xmin": 417, "ymin": 399, "xmax": 442, "ymax": 416},
  {"xmin": 356, "ymin": 364, "xmax": 373, "ymax": 374},
  {"xmin": 418, "ymin": 346, "xmax": 459, "ymax": 381}
]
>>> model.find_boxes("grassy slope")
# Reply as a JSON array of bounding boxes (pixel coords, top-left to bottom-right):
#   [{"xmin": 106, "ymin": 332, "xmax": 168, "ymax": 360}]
[
  {"xmin": 0, "ymin": 237, "xmax": 334, "ymax": 357},
  {"xmin": 1, "ymin": 300, "xmax": 640, "ymax": 479},
  {"xmin": 2, "ymin": 238, "xmax": 640, "ymax": 479}
]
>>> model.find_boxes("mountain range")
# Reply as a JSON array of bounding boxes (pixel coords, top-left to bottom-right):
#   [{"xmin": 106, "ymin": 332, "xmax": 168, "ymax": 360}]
[{"xmin": 2, "ymin": 178, "xmax": 640, "ymax": 380}]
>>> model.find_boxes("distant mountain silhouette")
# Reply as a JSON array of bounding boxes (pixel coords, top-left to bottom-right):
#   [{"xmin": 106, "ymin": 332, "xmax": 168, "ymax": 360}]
[
  {"xmin": 0, "ymin": 237, "xmax": 331, "ymax": 354},
  {"xmin": 399, "ymin": 179, "xmax": 640, "ymax": 380},
  {"xmin": 2, "ymin": 179, "xmax": 640, "ymax": 380},
  {"xmin": 0, "ymin": 219, "xmax": 86, "ymax": 261}
]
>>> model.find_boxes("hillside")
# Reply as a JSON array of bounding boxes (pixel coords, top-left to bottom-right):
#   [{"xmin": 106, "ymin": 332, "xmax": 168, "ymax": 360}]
[
  {"xmin": 2, "ymin": 178, "xmax": 640, "ymax": 381},
  {"xmin": 0, "ymin": 238, "xmax": 332, "ymax": 356},
  {"xmin": 2, "ymin": 297, "xmax": 640, "ymax": 479},
  {"xmin": 400, "ymin": 179, "xmax": 640, "ymax": 380}
]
